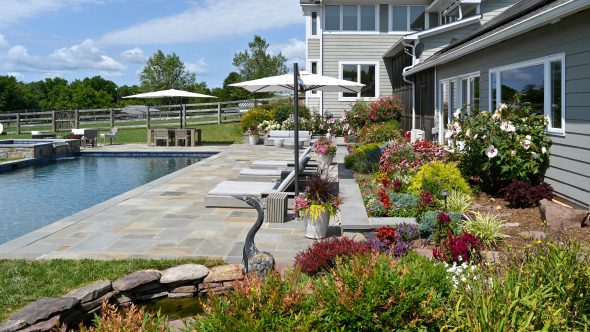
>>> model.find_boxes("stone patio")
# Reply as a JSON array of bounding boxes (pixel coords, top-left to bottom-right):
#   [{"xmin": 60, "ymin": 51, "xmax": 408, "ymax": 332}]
[{"xmin": 0, "ymin": 144, "xmax": 325, "ymax": 267}]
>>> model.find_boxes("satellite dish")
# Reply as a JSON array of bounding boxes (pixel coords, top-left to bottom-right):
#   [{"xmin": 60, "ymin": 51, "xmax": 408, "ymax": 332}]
[
  {"xmin": 415, "ymin": 42, "xmax": 425, "ymax": 58},
  {"xmin": 0, "ymin": 123, "xmax": 3, "ymax": 135}
]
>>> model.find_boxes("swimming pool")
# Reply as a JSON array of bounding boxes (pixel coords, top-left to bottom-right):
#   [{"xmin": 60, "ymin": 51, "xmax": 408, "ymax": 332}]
[{"xmin": 0, "ymin": 153, "xmax": 213, "ymax": 244}]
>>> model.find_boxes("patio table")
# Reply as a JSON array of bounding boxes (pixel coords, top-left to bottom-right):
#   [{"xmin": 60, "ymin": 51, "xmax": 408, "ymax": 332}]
[{"xmin": 147, "ymin": 128, "xmax": 202, "ymax": 147}]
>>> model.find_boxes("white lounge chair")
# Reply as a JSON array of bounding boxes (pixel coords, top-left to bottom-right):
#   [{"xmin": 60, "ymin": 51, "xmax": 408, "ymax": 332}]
[
  {"xmin": 239, "ymin": 155, "xmax": 311, "ymax": 181},
  {"xmin": 250, "ymin": 147, "xmax": 312, "ymax": 169}
]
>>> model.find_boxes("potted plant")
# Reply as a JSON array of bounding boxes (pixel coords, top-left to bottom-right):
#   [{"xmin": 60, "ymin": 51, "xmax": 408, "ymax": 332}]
[
  {"xmin": 246, "ymin": 126, "xmax": 260, "ymax": 145},
  {"xmin": 294, "ymin": 174, "xmax": 342, "ymax": 239},
  {"xmin": 312, "ymin": 137, "xmax": 337, "ymax": 168}
]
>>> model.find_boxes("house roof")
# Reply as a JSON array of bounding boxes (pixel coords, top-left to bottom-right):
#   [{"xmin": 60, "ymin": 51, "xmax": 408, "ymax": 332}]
[{"xmin": 405, "ymin": 0, "xmax": 590, "ymax": 75}]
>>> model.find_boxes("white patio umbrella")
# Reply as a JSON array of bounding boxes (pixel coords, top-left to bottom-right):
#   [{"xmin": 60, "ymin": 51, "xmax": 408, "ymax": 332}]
[
  {"xmin": 123, "ymin": 89, "xmax": 217, "ymax": 128},
  {"xmin": 230, "ymin": 64, "xmax": 364, "ymax": 195}
]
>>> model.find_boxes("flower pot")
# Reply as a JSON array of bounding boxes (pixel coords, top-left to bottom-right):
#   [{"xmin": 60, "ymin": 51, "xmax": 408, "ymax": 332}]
[
  {"xmin": 273, "ymin": 139, "xmax": 283, "ymax": 148},
  {"xmin": 319, "ymin": 153, "xmax": 334, "ymax": 168},
  {"xmin": 303, "ymin": 210, "xmax": 330, "ymax": 239},
  {"xmin": 248, "ymin": 135, "xmax": 259, "ymax": 145}
]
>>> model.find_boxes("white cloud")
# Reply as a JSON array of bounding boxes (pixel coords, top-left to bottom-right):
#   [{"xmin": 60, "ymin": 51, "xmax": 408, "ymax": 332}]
[
  {"xmin": 99, "ymin": 0, "xmax": 304, "ymax": 45},
  {"xmin": 271, "ymin": 38, "xmax": 306, "ymax": 70},
  {"xmin": 120, "ymin": 47, "xmax": 145, "ymax": 63},
  {"xmin": 186, "ymin": 57, "xmax": 208, "ymax": 75},
  {"xmin": 0, "ymin": 33, "xmax": 8, "ymax": 48},
  {"xmin": 0, "ymin": 0, "xmax": 104, "ymax": 27},
  {"xmin": 6, "ymin": 72, "xmax": 24, "ymax": 80},
  {"xmin": 4, "ymin": 39, "xmax": 125, "ymax": 74}
]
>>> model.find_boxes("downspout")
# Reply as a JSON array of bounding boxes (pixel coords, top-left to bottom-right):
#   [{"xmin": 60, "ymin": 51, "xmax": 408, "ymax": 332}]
[{"xmin": 401, "ymin": 39, "xmax": 417, "ymax": 130}]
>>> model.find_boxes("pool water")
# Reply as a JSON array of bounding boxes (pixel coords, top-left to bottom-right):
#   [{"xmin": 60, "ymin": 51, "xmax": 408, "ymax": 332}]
[{"xmin": 0, "ymin": 155, "xmax": 206, "ymax": 244}]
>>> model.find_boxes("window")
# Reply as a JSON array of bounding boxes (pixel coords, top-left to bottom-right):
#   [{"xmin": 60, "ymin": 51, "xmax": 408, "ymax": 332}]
[
  {"xmin": 390, "ymin": 5, "xmax": 425, "ymax": 32},
  {"xmin": 439, "ymin": 72, "xmax": 480, "ymax": 140},
  {"xmin": 340, "ymin": 62, "xmax": 378, "ymax": 100},
  {"xmin": 461, "ymin": 76, "xmax": 480, "ymax": 109},
  {"xmin": 324, "ymin": 5, "xmax": 376, "ymax": 32},
  {"xmin": 311, "ymin": 12, "xmax": 318, "ymax": 36},
  {"xmin": 489, "ymin": 54, "xmax": 565, "ymax": 134},
  {"xmin": 310, "ymin": 61, "xmax": 318, "ymax": 96},
  {"xmin": 325, "ymin": 5, "xmax": 340, "ymax": 30}
]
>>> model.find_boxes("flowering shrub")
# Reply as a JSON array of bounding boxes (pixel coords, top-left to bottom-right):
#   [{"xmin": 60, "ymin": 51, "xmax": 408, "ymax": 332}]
[
  {"xmin": 312, "ymin": 137, "xmax": 337, "ymax": 156},
  {"xmin": 240, "ymin": 107, "xmax": 276, "ymax": 132},
  {"xmin": 77, "ymin": 301, "xmax": 169, "ymax": 332},
  {"xmin": 294, "ymin": 237, "xmax": 373, "ymax": 275},
  {"xmin": 433, "ymin": 212, "xmax": 455, "ymax": 244},
  {"xmin": 500, "ymin": 180, "xmax": 554, "ymax": 208},
  {"xmin": 368, "ymin": 224, "xmax": 418, "ymax": 257},
  {"xmin": 358, "ymin": 121, "xmax": 403, "ymax": 144},
  {"xmin": 407, "ymin": 161, "xmax": 471, "ymax": 198},
  {"xmin": 257, "ymin": 120, "xmax": 281, "ymax": 134},
  {"xmin": 364, "ymin": 191, "xmax": 418, "ymax": 218},
  {"xmin": 369, "ymin": 96, "xmax": 404, "ymax": 122},
  {"xmin": 245, "ymin": 126, "xmax": 260, "ymax": 136},
  {"xmin": 273, "ymin": 100, "xmax": 310, "ymax": 123},
  {"xmin": 343, "ymin": 143, "xmax": 381, "ymax": 173},
  {"xmin": 433, "ymin": 232, "xmax": 483, "ymax": 264},
  {"xmin": 419, "ymin": 210, "xmax": 462, "ymax": 239},
  {"xmin": 378, "ymin": 140, "xmax": 445, "ymax": 176},
  {"xmin": 376, "ymin": 225, "xmax": 397, "ymax": 244},
  {"xmin": 448, "ymin": 102, "xmax": 552, "ymax": 191},
  {"xmin": 294, "ymin": 174, "xmax": 342, "ymax": 221},
  {"xmin": 344, "ymin": 101, "xmax": 372, "ymax": 131}
]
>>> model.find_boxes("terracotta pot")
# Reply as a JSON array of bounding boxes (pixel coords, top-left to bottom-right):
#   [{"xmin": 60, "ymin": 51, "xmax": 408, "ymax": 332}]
[{"xmin": 303, "ymin": 210, "xmax": 330, "ymax": 239}]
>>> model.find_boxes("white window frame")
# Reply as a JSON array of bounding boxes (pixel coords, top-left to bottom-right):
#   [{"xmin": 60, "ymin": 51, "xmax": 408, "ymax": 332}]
[
  {"xmin": 439, "ymin": 71, "xmax": 480, "ymax": 141},
  {"xmin": 457, "ymin": 71, "xmax": 480, "ymax": 110},
  {"xmin": 308, "ymin": 10, "xmax": 320, "ymax": 39},
  {"xmin": 323, "ymin": 4, "xmax": 378, "ymax": 34},
  {"xmin": 308, "ymin": 59, "xmax": 320, "ymax": 97},
  {"xmin": 388, "ymin": 5, "xmax": 426, "ymax": 33},
  {"xmin": 488, "ymin": 53, "xmax": 565, "ymax": 135},
  {"xmin": 338, "ymin": 61, "xmax": 379, "ymax": 102}
]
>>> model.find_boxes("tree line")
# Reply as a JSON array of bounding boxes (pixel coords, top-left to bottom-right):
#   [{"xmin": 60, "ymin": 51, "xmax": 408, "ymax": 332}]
[{"xmin": 0, "ymin": 35, "xmax": 287, "ymax": 113}]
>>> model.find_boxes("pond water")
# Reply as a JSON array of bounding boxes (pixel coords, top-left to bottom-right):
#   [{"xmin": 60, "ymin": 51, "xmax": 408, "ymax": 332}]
[
  {"xmin": 142, "ymin": 296, "xmax": 206, "ymax": 318},
  {"xmin": 0, "ymin": 154, "xmax": 212, "ymax": 244}
]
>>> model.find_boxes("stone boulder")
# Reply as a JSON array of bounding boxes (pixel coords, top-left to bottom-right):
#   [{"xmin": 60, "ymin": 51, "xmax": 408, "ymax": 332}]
[
  {"xmin": 66, "ymin": 280, "xmax": 112, "ymax": 303},
  {"xmin": 9, "ymin": 297, "xmax": 79, "ymax": 325},
  {"xmin": 160, "ymin": 264, "xmax": 210, "ymax": 284},
  {"xmin": 0, "ymin": 319, "xmax": 26, "ymax": 332},
  {"xmin": 539, "ymin": 199, "xmax": 589, "ymax": 230},
  {"xmin": 203, "ymin": 264, "xmax": 243, "ymax": 283},
  {"xmin": 112, "ymin": 270, "xmax": 161, "ymax": 292}
]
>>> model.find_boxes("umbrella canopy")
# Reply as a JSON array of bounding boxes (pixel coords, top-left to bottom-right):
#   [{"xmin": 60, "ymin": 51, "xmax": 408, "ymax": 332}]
[
  {"xmin": 229, "ymin": 71, "xmax": 364, "ymax": 94},
  {"xmin": 122, "ymin": 88, "xmax": 216, "ymax": 99}
]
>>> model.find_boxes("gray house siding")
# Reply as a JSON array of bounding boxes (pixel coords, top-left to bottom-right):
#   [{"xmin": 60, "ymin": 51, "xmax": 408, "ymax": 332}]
[
  {"xmin": 480, "ymin": 0, "xmax": 519, "ymax": 24},
  {"xmin": 420, "ymin": 25, "xmax": 481, "ymax": 60},
  {"xmin": 308, "ymin": 39, "xmax": 320, "ymax": 60},
  {"xmin": 434, "ymin": 9, "xmax": 590, "ymax": 208}
]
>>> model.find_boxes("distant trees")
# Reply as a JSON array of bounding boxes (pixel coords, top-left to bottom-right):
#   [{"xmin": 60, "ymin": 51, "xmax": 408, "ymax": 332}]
[
  {"xmin": 233, "ymin": 35, "xmax": 288, "ymax": 81},
  {"xmin": 139, "ymin": 50, "xmax": 197, "ymax": 91}
]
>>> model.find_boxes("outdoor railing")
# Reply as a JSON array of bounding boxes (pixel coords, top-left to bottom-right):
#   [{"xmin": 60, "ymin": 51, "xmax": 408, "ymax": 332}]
[{"xmin": 0, "ymin": 97, "xmax": 290, "ymax": 134}]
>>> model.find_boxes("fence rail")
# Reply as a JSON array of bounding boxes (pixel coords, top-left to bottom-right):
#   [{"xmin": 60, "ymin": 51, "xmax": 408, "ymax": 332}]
[{"xmin": 0, "ymin": 97, "xmax": 290, "ymax": 134}]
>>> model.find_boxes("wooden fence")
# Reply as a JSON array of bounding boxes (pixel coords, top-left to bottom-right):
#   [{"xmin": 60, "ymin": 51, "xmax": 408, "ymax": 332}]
[{"xmin": 0, "ymin": 97, "xmax": 291, "ymax": 134}]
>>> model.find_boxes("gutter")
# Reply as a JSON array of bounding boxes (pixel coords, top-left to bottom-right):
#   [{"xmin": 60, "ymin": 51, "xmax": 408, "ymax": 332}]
[
  {"xmin": 404, "ymin": 0, "xmax": 590, "ymax": 76},
  {"xmin": 401, "ymin": 40, "xmax": 417, "ymax": 129}
]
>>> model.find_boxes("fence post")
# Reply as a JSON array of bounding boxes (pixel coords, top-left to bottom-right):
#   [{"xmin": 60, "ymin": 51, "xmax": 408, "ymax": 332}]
[
  {"xmin": 16, "ymin": 114, "xmax": 21, "ymax": 135},
  {"xmin": 74, "ymin": 110, "xmax": 79, "ymax": 129},
  {"xmin": 146, "ymin": 107, "xmax": 150, "ymax": 129},
  {"xmin": 110, "ymin": 109, "xmax": 115, "ymax": 128},
  {"xmin": 217, "ymin": 102, "xmax": 222, "ymax": 124},
  {"xmin": 51, "ymin": 111, "xmax": 56, "ymax": 132}
]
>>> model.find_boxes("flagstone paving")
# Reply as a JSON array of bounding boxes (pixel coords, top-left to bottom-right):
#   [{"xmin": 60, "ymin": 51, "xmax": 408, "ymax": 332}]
[{"xmin": 0, "ymin": 144, "xmax": 324, "ymax": 267}]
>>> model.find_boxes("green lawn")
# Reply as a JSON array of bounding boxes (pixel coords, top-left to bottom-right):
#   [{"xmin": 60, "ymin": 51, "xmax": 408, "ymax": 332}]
[
  {"xmin": 0, "ymin": 157, "xmax": 23, "ymax": 163},
  {"xmin": 1, "ymin": 121, "xmax": 243, "ymax": 145},
  {"xmin": 0, "ymin": 257, "xmax": 222, "ymax": 321}
]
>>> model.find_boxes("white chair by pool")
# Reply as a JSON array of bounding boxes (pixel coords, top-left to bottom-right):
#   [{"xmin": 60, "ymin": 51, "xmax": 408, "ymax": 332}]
[{"xmin": 100, "ymin": 127, "xmax": 119, "ymax": 145}]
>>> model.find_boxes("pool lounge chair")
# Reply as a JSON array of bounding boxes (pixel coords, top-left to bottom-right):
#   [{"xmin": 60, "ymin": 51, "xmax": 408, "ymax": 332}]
[
  {"xmin": 239, "ymin": 155, "xmax": 311, "ymax": 181},
  {"xmin": 250, "ymin": 147, "xmax": 312, "ymax": 170}
]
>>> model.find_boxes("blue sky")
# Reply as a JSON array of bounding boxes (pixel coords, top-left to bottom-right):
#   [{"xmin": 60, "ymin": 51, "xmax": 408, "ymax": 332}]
[{"xmin": 0, "ymin": 0, "xmax": 306, "ymax": 88}]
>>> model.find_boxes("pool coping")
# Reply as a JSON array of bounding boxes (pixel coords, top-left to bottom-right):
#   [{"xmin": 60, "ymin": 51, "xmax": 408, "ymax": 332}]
[{"xmin": 0, "ymin": 149, "xmax": 226, "ymax": 252}]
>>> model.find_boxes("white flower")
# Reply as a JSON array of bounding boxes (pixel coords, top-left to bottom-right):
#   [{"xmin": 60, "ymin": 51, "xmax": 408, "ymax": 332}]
[
  {"xmin": 473, "ymin": 133, "xmax": 478, "ymax": 139},
  {"xmin": 525, "ymin": 135, "xmax": 531, "ymax": 140},
  {"xmin": 492, "ymin": 110, "xmax": 502, "ymax": 120},
  {"xmin": 522, "ymin": 139, "xmax": 531, "ymax": 150},
  {"xmin": 465, "ymin": 129, "xmax": 471, "ymax": 138},
  {"xmin": 500, "ymin": 103, "xmax": 508, "ymax": 110},
  {"xmin": 453, "ymin": 109, "xmax": 461, "ymax": 118},
  {"xmin": 500, "ymin": 121, "xmax": 516, "ymax": 132},
  {"xmin": 511, "ymin": 150, "xmax": 517, "ymax": 156},
  {"xmin": 445, "ymin": 130, "xmax": 454, "ymax": 139},
  {"xmin": 531, "ymin": 152, "xmax": 538, "ymax": 159},
  {"xmin": 542, "ymin": 146, "xmax": 547, "ymax": 154},
  {"xmin": 486, "ymin": 145, "xmax": 498, "ymax": 158}
]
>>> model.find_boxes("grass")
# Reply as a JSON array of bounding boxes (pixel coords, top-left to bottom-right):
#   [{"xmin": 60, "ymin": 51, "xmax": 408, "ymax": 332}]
[
  {"xmin": 0, "ymin": 156, "xmax": 23, "ymax": 163},
  {"xmin": 0, "ymin": 121, "xmax": 243, "ymax": 145},
  {"xmin": 0, "ymin": 257, "xmax": 223, "ymax": 322}
]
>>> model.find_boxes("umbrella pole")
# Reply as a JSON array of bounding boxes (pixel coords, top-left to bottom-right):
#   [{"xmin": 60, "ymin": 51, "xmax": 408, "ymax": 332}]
[{"xmin": 294, "ymin": 63, "xmax": 300, "ymax": 197}]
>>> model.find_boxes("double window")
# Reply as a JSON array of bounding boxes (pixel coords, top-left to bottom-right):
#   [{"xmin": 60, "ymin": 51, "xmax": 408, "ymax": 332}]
[
  {"xmin": 390, "ymin": 5, "xmax": 426, "ymax": 32},
  {"xmin": 324, "ymin": 5, "xmax": 377, "ymax": 32},
  {"xmin": 489, "ymin": 54, "xmax": 565, "ymax": 134},
  {"xmin": 439, "ymin": 72, "xmax": 480, "ymax": 128},
  {"xmin": 339, "ymin": 62, "xmax": 378, "ymax": 100}
]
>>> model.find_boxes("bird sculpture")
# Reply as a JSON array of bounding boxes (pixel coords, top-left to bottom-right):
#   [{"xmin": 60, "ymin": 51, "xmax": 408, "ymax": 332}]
[{"xmin": 234, "ymin": 195, "xmax": 275, "ymax": 277}]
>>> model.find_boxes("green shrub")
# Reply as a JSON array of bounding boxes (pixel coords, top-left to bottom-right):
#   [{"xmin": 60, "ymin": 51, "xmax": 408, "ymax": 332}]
[
  {"xmin": 444, "ymin": 239, "xmax": 590, "ymax": 330},
  {"xmin": 419, "ymin": 210, "xmax": 462, "ymax": 239},
  {"xmin": 78, "ymin": 301, "xmax": 170, "ymax": 332},
  {"xmin": 447, "ymin": 189, "xmax": 473, "ymax": 214},
  {"xmin": 358, "ymin": 121, "xmax": 402, "ymax": 144},
  {"xmin": 408, "ymin": 161, "xmax": 471, "ymax": 198},
  {"xmin": 463, "ymin": 211, "xmax": 506, "ymax": 248},
  {"xmin": 240, "ymin": 107, "xmax": 276, "ymax": 132},
  {"xmin": 272, "ymin": 100, "xmax": 310, "ymax": 123},
  {"xmin": 343, "ymin": 143, "xmax": 382, "ymax": 173},
  {"xmin": 344, "ymin": 100, "xmax": 371, "ymax": 131}
]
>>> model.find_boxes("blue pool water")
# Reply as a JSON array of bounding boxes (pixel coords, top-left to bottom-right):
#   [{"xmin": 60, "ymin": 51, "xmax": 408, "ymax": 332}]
[{"xmin": 0, "ymin": 154, "xmax": 209, "ymax": 244}]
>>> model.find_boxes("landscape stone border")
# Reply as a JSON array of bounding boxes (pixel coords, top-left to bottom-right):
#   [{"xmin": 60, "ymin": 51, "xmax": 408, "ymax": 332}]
[{"xmin": 0, "ymin": 264, "xmax": 243, "ymax": 332}]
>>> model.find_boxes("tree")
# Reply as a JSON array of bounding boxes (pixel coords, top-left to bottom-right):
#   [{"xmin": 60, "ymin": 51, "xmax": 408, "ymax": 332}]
[
  {"xmin": 233, "ymin": 35, "xmax": 288, "ymax": 82},
  {"xmin": 139, "ymin": 50, "xmax": 196, "ymax": 91}
]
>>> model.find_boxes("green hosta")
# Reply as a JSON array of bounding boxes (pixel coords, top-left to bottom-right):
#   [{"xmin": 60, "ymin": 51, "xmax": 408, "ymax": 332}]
[
  {"xmin": 448, "ymin": 101, "xmax": 552, "ymax": 191},
  {"xmin": 463, "ymin": 211, "xmax": 506, "ymax": 248}
]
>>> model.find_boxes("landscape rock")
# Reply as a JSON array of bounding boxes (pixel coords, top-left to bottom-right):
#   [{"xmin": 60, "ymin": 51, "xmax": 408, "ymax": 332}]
[
  {"xmin": 518, "ymin": 231, "xmax": 546, "ymax": 240},
  {"xmin": 0, "ymin": 320, "xmax": 26, "ymax": 332},
  {"xmin": 342, "ymin": 232, "xmax": 367, "ymax": 241},
  {"xmin": 80, "ymin": 291, "xmax": 114, "ymax": 311},
  {"xmin": 414, "ymin": 248, "xmax": 433, "ymax": 259},
  {"xmin": 503, "ymin": 222, "xmax": 520, "ymax": 228},
  {"xmin": 112, "ymin": 270, "xmax": 161, "ymax": 292},
  {"xmin": 66, "ymin": 280, "xmax": 112, "ymax": 303},
  {"xmin": 128, "ymin": 281, "xmax": 165, "ymax": 295},
  {"xmin": 167, "ymin": 292, "xmax": 194, "ymax": 299},
  {"xmin": 20, "ymin": 315, "xmax": 60, "ymax": 332},
  {"xmin": 169, "ymin": 285, "xmax": 197, "ymax": 293},
  {"xmin": 160, "ymin": 264, "xmax": 210, "ymax": 284},
  {"xmin": 539, "ymin": 199, "xmax": 589, "ymax": 230},
  {"xmin": 10, "ymin": 297, "xmax": 79, "ymax": 325},
  {"xmin": 203, "ymin": 264, "xmax": 243, "ymax": 283},
  {"xmin": 131, "ymin": 291, "xmax": 168, "ymax": 302}
]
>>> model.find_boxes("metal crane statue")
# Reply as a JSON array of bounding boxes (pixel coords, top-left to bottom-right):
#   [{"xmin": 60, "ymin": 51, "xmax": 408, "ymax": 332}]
[{"xmin": 234, "ymin": 196, "xmax": 275, "ymax": 276}]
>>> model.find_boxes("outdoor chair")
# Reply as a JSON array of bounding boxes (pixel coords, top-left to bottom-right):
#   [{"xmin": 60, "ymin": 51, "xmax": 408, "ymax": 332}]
[
  {"xmin": 250, "ymin": 147, "xmax": 312, "ymax": 169},
  {"xmin": 154, "ymin": 129, "xmax": 171, "ymax": 146},
  {"xmin": 72, "ymin": 128, "xmax": 98, "ymax": 148},
  {"xmin": 175, "ymin": 129, "xmax": 190, "ymax": 147},
  {"xmin": 100, "ymin": 127, "xmax": 119, "ymax": 145}
]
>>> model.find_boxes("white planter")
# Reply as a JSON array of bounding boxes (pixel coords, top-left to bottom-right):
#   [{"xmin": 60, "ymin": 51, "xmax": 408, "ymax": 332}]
[
  {"xmin": 303, "ymin": 210, "xmax": 330, "ymax": 239},
  {"xmin": 318, "ymin": 153, "xmax": 334, "ymax": 168},
  {"xmin": 273, "ymin": 139, "xmax": 284, "ymax": 148},
  {"xmin": 248, "ymin": 135, "xmax": 259, "ymax": 145}
]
